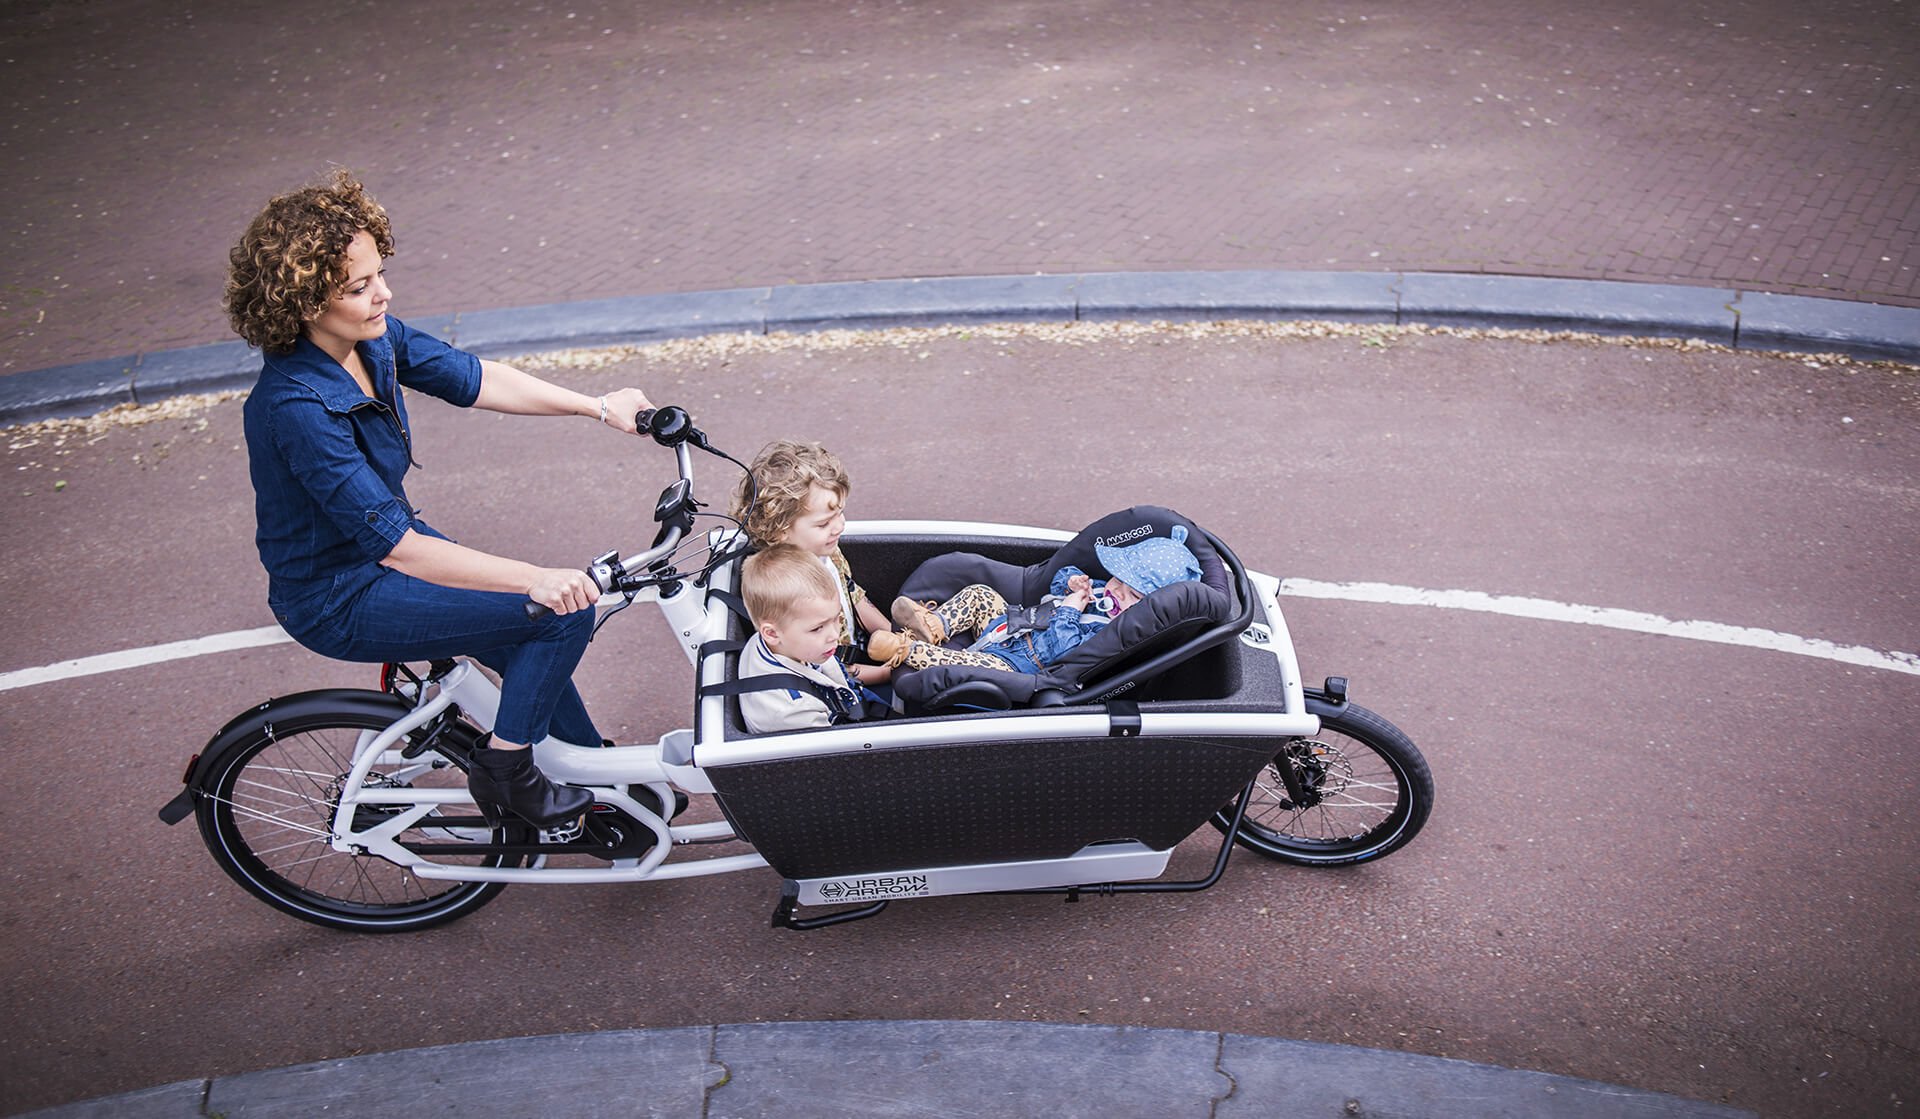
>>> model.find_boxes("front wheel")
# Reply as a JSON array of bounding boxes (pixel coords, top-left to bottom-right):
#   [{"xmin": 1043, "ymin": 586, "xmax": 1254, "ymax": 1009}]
[
  {"xmin": 194, "ymin": 693, "xmax": 522, "ymax": 932},
  {"xmin": 1211, "ymin": 701, "xmax": 1432, "ymax": 866}
]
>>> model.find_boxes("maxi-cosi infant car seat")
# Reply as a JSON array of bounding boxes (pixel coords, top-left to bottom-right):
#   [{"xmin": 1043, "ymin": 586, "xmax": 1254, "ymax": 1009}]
[{"xmin": 890, "ymin": 505, "xmax": 1250, "ymax": 712}]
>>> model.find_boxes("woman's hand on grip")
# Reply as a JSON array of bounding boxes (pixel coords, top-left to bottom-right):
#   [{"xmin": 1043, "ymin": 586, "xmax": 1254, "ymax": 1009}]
[
  {"xmin": 528, "ymin": 566, "xmax": 600, "ymax": 615},
  {"xmin": 599, "ymin": 387, "xmax": 654, "ymax": 434}
]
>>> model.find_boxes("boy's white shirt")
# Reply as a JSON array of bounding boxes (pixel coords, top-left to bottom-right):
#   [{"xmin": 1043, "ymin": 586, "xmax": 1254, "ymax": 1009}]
[{"xmin": 738, "ymin": 631, "xmax": 858, "ymax": 734}]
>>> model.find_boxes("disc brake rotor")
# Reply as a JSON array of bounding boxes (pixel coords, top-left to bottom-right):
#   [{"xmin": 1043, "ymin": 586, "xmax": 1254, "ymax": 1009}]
[{"xmin": 1280, "ymin": 739, "xmax": 1354, "ymax": 807}]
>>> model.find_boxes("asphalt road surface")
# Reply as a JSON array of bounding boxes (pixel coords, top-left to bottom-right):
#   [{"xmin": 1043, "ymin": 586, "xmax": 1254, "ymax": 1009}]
[{"xmin": 2, "ymin": 325, "xmax": 1915, "ymax": 1117}]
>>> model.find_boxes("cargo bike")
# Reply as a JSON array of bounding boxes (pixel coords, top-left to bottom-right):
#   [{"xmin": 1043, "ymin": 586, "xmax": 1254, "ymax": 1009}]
[{"xmin": 160, "ymin": 407, "xmax": 1433, "ymax": 932}]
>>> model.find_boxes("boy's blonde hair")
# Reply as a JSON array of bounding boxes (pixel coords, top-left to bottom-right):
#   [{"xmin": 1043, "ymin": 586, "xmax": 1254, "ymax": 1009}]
[
  {"xmin": 733, "ymin": 439, "xmax": 849, "ymax": 547},
  {"xmin": 742, "ymin": 544, "xmax": 840, "ymax": 629}
]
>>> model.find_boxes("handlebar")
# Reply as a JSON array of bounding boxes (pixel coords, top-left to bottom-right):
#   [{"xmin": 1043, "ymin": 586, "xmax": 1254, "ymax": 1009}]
[{"xmin": 523, "ymin": 406, "xmax": 728, "ymax": 620}]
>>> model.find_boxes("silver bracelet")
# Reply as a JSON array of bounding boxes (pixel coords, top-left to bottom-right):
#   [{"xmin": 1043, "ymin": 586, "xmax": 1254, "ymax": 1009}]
[{"xmin": 597, "ymin": 395, "xmax": 608, "ymax": 424}]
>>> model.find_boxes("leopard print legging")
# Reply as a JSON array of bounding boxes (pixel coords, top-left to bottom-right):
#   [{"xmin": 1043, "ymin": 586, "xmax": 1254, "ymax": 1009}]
[{"xmin": 898, "ymin": 584, "xmax": 1025, "ymax": 672}]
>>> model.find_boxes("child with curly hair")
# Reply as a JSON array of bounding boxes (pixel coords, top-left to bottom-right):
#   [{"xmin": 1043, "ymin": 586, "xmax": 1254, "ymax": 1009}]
[{"xmin": 731, "ymin": 439, "xmax": 895, "ymax": 685}]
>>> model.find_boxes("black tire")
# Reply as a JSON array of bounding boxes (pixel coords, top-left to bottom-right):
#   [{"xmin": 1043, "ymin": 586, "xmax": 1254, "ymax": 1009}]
[
  {"xmin": 1211, "ymin": 701, "xmax": 1432, "ymax": 866},
  {"xmin": 193, "ymin": 693, "xmax": 520, "ymax": 932}
]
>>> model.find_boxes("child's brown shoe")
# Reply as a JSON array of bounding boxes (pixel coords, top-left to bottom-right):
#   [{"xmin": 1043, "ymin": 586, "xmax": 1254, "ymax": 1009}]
[
  {"xmin": 890, "ymin": 596, "xmax": 948, "ymax": 644},
  {"xmin": 866, "ymin": 629, "xmax": 914, "ymax": 669}
]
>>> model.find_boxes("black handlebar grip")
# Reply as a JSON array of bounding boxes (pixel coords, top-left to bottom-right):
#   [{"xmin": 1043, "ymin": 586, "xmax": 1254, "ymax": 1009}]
[{"xmin": 527, "ymin": 558, "xmax": 611, "ymax": 619}]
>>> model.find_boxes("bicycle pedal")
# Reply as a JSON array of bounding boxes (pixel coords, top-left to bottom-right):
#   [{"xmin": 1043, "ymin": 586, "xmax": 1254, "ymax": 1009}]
[
  {"xmin": 582, "ymin": 812, "xmax": 626, "ymax": 847},
  {"xmin": 539, "ymin": 817, "xmax": 586, "ymax": 844}
]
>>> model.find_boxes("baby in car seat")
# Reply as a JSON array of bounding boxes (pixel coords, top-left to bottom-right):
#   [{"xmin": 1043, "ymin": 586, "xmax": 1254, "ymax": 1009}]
[{"xmin": 868, "ymin": 526, "xmax": 1203, "ymax": 677}]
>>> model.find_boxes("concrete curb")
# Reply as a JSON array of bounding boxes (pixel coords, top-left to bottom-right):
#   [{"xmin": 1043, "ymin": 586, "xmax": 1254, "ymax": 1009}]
[
  {"xmin": 14, "ymin": 1020, "xmax": 1757, "ymax": 1118},
  {"xmin": 4, "ymin": 271, "xmax": 1916, "ymax": 426}
]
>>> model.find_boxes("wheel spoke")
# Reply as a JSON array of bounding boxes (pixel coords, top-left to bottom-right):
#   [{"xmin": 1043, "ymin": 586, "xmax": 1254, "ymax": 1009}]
[
  {"xmin": 232, "ymin": 776, "xmax": 328, "ymax": 805},
  {"xmin": 257, "ymin": 847, "xmax": 342, "ymax": 872},
  {"xmin": 216, "ymin": 799, "xmax": 336, "ymax": 840},
  {"xmin": 247, "ymin": 834, "xmax": 337, "ymax": 859}
]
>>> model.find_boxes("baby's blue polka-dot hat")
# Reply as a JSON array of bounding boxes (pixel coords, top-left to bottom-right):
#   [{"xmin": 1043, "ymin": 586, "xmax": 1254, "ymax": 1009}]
[{"xmin": 1096, "ymin": 524, "xmax": 1202, "ymax": 596}]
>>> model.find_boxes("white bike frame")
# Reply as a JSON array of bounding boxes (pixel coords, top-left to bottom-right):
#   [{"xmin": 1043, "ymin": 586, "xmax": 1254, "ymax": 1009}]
[{"xmin": 326, "ymin": 506, "xmax": 1319, "ymax": 893}]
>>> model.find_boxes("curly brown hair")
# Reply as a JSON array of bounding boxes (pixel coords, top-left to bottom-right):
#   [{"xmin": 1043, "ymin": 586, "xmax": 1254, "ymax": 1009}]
[
  {"xmin": 732, "ymin": 439, "xmax": 850, "ymax": 546},
  {"xmin": 224, "ymin": 169, "xmax": 394, "ymax": 353}
]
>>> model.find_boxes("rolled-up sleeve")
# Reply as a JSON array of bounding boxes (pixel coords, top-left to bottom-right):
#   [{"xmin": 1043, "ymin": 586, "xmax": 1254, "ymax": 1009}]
[
  {"xmin": 269, "ymin": 395, "xmax": 415, "ymax": 560},
  {"xmin": 390, "ymin": 318, "xmax": 482, "ymax": 406}
]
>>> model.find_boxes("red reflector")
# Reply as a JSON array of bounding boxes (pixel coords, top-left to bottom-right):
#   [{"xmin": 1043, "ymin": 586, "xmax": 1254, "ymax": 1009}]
[{"xmin": 180, "ymin": 752, "xmax": 200, "ymax": 784}]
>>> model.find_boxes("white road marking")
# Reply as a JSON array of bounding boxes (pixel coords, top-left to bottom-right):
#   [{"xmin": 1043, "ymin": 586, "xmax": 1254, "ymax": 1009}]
[
  {"xmin": 1279, "ymin": 579, "xmax": 1920, "ymax": 677},
  {"xmin": 0, "ymin": 625, "xmax": 294, "ymax": 692},
  {"xmin": 3, "ymin": 582, "xmax": 1915, "ymax": 693}
]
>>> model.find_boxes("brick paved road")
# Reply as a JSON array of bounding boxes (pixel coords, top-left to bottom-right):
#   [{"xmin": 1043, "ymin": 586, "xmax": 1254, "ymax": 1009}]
[{"xmin": 1, "ymin": 0, "xmax": 1915, "ymax": 373}]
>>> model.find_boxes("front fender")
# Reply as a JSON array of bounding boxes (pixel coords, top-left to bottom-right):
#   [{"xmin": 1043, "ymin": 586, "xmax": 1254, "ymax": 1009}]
[
  {"xmin": 157, "ymin": 689, "xmax": 421, "ymax": 825},
  {"xmin": 1303, "ymin": 692, "xmax": 1348, "ymax": 722},
  {"xmin": 1302, "ymin": 675, "xmax": 1352, "ymax": 721}
]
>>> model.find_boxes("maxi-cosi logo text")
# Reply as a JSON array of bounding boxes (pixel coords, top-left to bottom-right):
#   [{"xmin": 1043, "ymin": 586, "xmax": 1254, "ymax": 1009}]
[
  {"xmin": 817, "ymin": 874, "xmax": 931, "ymax": 902},
  {"xmin": 1094, "ymin": 524, "xmax": 1155, "ymax": 548}
]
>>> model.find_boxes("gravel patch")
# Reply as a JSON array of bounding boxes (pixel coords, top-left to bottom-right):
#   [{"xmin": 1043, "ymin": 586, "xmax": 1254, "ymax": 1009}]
[{"xmin": 4, "ymin": 322, "xmax": 1909, "ymax": 441}]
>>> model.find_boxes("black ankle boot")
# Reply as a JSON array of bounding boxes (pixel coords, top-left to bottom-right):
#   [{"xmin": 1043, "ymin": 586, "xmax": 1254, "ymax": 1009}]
[{"xmin": 467, "ymin": 745, "xmax": 593, "ymax": 828}]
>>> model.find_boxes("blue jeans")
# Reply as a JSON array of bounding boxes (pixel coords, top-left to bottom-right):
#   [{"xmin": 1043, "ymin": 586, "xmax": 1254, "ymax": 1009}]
[
  {"xmin": 282, "ymin": 567, "xmax": 601, "ymax": 747},
  {"xmin": 982, "ymin": 633, "xmax": 1043, "ymax": 674}
]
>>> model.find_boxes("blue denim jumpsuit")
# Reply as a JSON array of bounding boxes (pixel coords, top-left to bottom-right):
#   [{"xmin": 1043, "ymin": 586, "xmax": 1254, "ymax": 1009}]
[{"xmin": 243, "ymin": 316, "xmax": 599, "ymax": 746}]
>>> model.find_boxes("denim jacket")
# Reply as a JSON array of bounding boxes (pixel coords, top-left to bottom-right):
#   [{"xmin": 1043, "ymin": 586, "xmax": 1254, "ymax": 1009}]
[{"xmin": 242, "ymin": 316, "xmax": 481, "ymax": 630}]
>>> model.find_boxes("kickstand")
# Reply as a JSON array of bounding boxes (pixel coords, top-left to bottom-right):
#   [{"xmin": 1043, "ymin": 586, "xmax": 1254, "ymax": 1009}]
[{"xmin": 770, "ymin": 881, "xmax": 889, "ymax": 931}]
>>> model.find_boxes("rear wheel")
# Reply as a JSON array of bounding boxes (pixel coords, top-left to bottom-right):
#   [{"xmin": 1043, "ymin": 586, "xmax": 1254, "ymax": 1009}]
[
  {"xmin": 1211, "ymin": 701, "xmax": 1432, "ymax": 866},
  {"xmin": 194, "ymin": 696, "xmax": 522, "ymax": 932}
]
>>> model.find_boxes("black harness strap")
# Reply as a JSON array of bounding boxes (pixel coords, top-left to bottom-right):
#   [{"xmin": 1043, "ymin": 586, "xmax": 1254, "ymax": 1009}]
[
  {"xmin": 701, "ymin": 672, "xmax": 821, "ymax": 699},
  {"xmin": 709, "ymin": 588, "xmax": 752, "ymax": 624},
  {"xmin": 702, "ymin": 672, "xmax": 889, "ymax": 724}
]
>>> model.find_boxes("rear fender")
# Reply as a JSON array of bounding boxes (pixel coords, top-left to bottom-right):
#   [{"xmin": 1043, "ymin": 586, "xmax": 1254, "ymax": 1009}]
[{"xmin": 157, "ymin": 689, "xmax": 423, "ymax": 825}]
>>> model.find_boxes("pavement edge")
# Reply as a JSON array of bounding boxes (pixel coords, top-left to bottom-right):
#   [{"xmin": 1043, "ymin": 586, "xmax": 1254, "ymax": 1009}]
[
  {"xmin": 13, "ymin": 1020, "xmax": 1757, "ymax": 1118},
  {"xmin": 5, "ymin": 270, "xmax": 1916, "ymax": 426}
]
